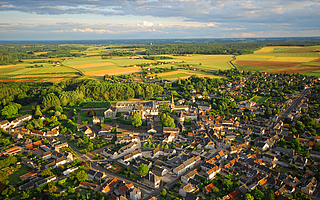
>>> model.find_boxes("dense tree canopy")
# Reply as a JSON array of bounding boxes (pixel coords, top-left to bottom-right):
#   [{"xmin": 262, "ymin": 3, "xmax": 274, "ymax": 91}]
[{"xmin": 138, "ymin": 164, "xmax": 149, "ymax": 176}]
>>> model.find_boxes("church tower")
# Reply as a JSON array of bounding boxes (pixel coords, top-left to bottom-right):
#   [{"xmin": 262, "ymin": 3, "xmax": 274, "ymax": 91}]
[{"xmin": 171, "ymin": 94, "xmax": 175, "ymax": 111}]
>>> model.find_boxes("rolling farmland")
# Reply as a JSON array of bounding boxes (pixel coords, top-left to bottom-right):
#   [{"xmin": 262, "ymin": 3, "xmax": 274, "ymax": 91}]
[
  {"xmin": 1, "ymin": 44, "xmax": 320, "ymax": 83},
  {"xmin": 234, "ymin": 46, "xmax": 320, "ymax": 75}
]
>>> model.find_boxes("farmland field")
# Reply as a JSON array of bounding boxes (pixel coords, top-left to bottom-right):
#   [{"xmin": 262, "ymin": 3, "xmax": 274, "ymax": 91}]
[
  {"xmin": 235, "ymin": 46, "xmax": 320, "ymax": 74},
  {"xmin": 62, "ymin": 56, "xmax": 145, "ymax": 76},
  {"xmin": 152, "ymin": 69, "xmax": 223, "ymax": 80},
  {"xmin": 1, "ymin": 44, "xmax": 320, "ymax": 83}
]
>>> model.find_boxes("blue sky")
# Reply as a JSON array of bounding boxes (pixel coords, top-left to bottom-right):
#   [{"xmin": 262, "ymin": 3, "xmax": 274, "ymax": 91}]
[{"xmin": 0, "ymin": 0, "xmax": 320, "ymax": 40}]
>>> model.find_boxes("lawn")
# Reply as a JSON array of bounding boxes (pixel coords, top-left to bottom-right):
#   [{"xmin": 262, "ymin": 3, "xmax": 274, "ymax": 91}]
[
  {"xmin": 249, "ymin": 96, "xmax": 270, "ymax": 104},
  {"xmin": 7, "ymin": 165, "xmax": 33, "ymax": 185},
  {"xmin": 118, "ymin": 167, "xmax": 141, "ymax": 181},
  {"xmin": 80, "ymin": 111, "xmax": 93, "ymax": 122}
]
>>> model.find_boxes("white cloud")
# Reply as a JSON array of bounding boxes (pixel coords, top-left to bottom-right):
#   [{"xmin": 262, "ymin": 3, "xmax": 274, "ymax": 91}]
[
  {"xmin": 68, "ymin": 28, "xmax": 113, "ymax": 34},
  {"xmin": 137, "ymin": 21, "xmax": 154, "ymax": 27}
]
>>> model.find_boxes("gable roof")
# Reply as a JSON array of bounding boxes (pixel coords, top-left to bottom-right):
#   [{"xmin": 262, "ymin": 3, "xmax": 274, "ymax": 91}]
[{"xmin": 205, "ymin": 183, "xmax": 214, "ymax": 193}]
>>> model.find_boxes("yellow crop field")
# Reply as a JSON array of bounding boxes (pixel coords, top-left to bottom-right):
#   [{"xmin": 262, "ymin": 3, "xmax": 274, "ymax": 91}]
[
  {"xmin": 83, "ymin": 67, "xmax": 141, "ymax": 76},
  {"xmin": 254, "ymin": 47, "xmax": 276, "ymax": 54},
  {"xmin": 0, "ymin": 64, "xmax": 25, "ymax": 69},
  {"xmin": 69, "ymin": 62, "xmax": 115, "ymax": 69},
  {"xmin": 236, "ymin": 55, "xmax": 274, "ymax": 61},
  {"xmin": 254, "ymin": 46, "xmax": 301, "ymax": 54},
  {"xmin": 154, "ymin": 69, "xmax": 222, "ymax": 80}
]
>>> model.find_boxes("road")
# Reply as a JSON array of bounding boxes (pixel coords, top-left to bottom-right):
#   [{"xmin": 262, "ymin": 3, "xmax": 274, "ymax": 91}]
[{"xmin": 277, "ymin": 88, "xmax": 311, "ymax": 124}]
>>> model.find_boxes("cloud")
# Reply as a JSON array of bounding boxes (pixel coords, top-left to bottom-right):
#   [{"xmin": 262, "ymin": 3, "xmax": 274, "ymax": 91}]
[
  {"xmin": 0, "ymin": 0, "xmax": 320, "ymax": 39},
  {"xmin": 137, "ymin": 21, "xmax": 154, "ymax": 27},
  {"xmin": 68, "ymin": 28, "xmax": 113, "ymax": 34}
]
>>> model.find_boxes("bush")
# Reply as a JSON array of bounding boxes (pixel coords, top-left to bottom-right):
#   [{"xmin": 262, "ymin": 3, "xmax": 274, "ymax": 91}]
[{"xmin": 86, "ymin": 110, "xmax": 96, "ymax": 117}]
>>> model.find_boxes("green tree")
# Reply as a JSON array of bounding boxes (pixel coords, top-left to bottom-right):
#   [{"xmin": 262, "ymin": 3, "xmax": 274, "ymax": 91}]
[
  {"xmin": 59, "ymin": 114, "xmax": 67, "ymax": 120},
  {"xmin": 26, "ymin": 123, "xmax": 33, "ymax": 130},
  {"xmin": 131, "ymin": 112, "xmax": 142, "ymax": 128},
  {"xmin": 34, "ymin": 105, "xmax": 42, "ymax": 118},
  {"xmin": 245, "ymin": 193, "xmax": 254, "ymax": 200},
  {"xmin": 252, "ymin": 188, "xmax": 264, "ymax": 200},
  {"xmin": 160, "ymin": 189, "xmax": 167, "ymax": 196},
  {"xmin": 41, "ymin": 168, "xmax": 52, "ymax": 177},
  {"xmin": 138, "ymin": 164, "xmax": 149, "ymax": 176},
  {"xmin": 291, "ymin": 192, "xmax": 311, "ymax": 200},
  {"xmin": 159, "ymin": 103, "xmax": 171, "ymax": 114},
  {"xmin": 46, "ymin": 182, "xmax": 57, "ymax": 194},
  {"xmin": 21, "ymin": 191, "xmax": 29, "ymax": 199},
  {"xmin": 76, "ymin": 170, "xmax": 88, "ymax": 182},
  {"xmin": 296, "ymin": 121, "xmax": 305, "ymax": 131},
  {"xmin": 161, "ymin": 113, "xmax": 175, "ymax": 127},
  {"xmin": 83, "ymin": 134, "xmax": 89, "ymax": 144},
  {"xmin": 1, "ymin": 103, "xmax": 21, "ymax": 119}
]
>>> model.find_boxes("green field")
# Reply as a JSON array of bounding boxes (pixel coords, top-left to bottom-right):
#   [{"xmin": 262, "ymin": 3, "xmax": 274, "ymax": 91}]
[
  {"xmin": 249, "ymin": 95, "xmax": 270, "ymax": 104},
  {"xmin": 160, "ymin": 73, "xmax": 191, "ymax": 79}
]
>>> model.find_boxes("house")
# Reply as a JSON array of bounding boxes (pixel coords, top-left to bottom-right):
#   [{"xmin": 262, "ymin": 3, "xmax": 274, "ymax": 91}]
[
  {"xmin": 93, "ymin": 116, "xmax": 100, "ymax": 125},
  {"xmin": 20, "ymin": 172, "xmax": 37, "ymax": 181},
  {"xmin": 255, "ymin": 142, "xmax": 270, "ymax": 151},
  {"xmin": 0, "ymin": 120, "xmax": 10, "ymax": 130},
  {"xmin": 10, "ymin": 114, "xmax": 32, "ymax": 128},
  {"xmin": 95, "ymin": 172, "xmax": 104, "ymax": 181},
  {"xmin": 46, "ymin": 129, "xmax": 59, "ymax": 137},
  {"xmin": 63, "ymin": 166, "xmax": 78, "ymax": 176},
  {"xmin": 152, "ymin": 165, "xmax": 168, "ymax": 176},
  {"xmin": 228, "ymin": 190, "xmax": 239, "ymax": 199},
  {"xmin": 204, "ymin": 183, "xmax": 214, "ymax": 194},
  {"xmin": 130, "ymin": 187, "xmax": 142, "ymax": 200},
  {"xmin": 295, "ymin": 156, "xmax": 308, "ymax": 167},
  {"xmin": 3, "ymin": 146, "xmax": 22, "ymax": 155},
  {"xmin": 181, "ymin": 169, "xmax": 198, "ymax": 184},
  {"xmin": 272, "ymin": 147, "xmax": 294, "ymax": 158},
  {"xmin": 87, "ymin": 169, "xmax": 97, "ymax": 180},
  {"xmin": 302, "ymin": 177, "xmax": 317, "ymax": 195},
  {"xmin": 174, "ymin": 164, "xmax": 186, "ymax": 176},
  {"xmin": 80, "ymin": 181, "xmax": 97, "ymax": 189},
  {"xmin": 142, "ymin": 171, "xmax": 161, "ymax": 188},
  {"xmin": 104, "ymin": 105, "xmax": 118, "ymax": 118},
  {"xmin": 102, "ymin": 177, "xmax": 118, "ymax": 194},
  {"xmin": 179, "ymin": 183, "xmax": 196, "ymax": 197},
  {"xmin": 205, "ymin": 165, "xmax": 221, "ymax": 180},
  {"xmin": 185, "ymin": 192, "xmax": 199, "ymax": 200}
]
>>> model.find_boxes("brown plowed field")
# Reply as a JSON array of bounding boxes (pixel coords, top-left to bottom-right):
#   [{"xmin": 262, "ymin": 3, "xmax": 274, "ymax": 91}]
[
  {"xmin": 0, "ymin": 79, "xmax": 37, "ymax": 82},
  {"xmin": 269, "ymin": 65, "xmax": 320, "ymax": 74},
  {"xmin": 236, "ymin": 60, "xmax": 302, "ymax": 67},
  {"xmin": 313, "ymin": 58, "xmax": 320, "ymax": 62}
]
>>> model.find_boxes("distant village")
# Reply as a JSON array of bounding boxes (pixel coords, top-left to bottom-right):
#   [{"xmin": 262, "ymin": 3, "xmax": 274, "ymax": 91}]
[{"xmin": 0, "ymin": 71, "xmax": 320, "ymax": 200}]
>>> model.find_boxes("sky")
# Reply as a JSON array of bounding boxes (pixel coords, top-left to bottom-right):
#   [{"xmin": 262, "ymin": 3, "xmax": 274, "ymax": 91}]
[{"xmin": 0, "ymin": 0, "xmax": 320, "ymax": 40}]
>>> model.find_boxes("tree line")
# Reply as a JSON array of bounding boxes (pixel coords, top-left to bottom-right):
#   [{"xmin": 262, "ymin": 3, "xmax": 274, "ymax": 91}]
[{"xmin": 0, "ymin": 78, "xmax": 164, "ymax": 113}]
